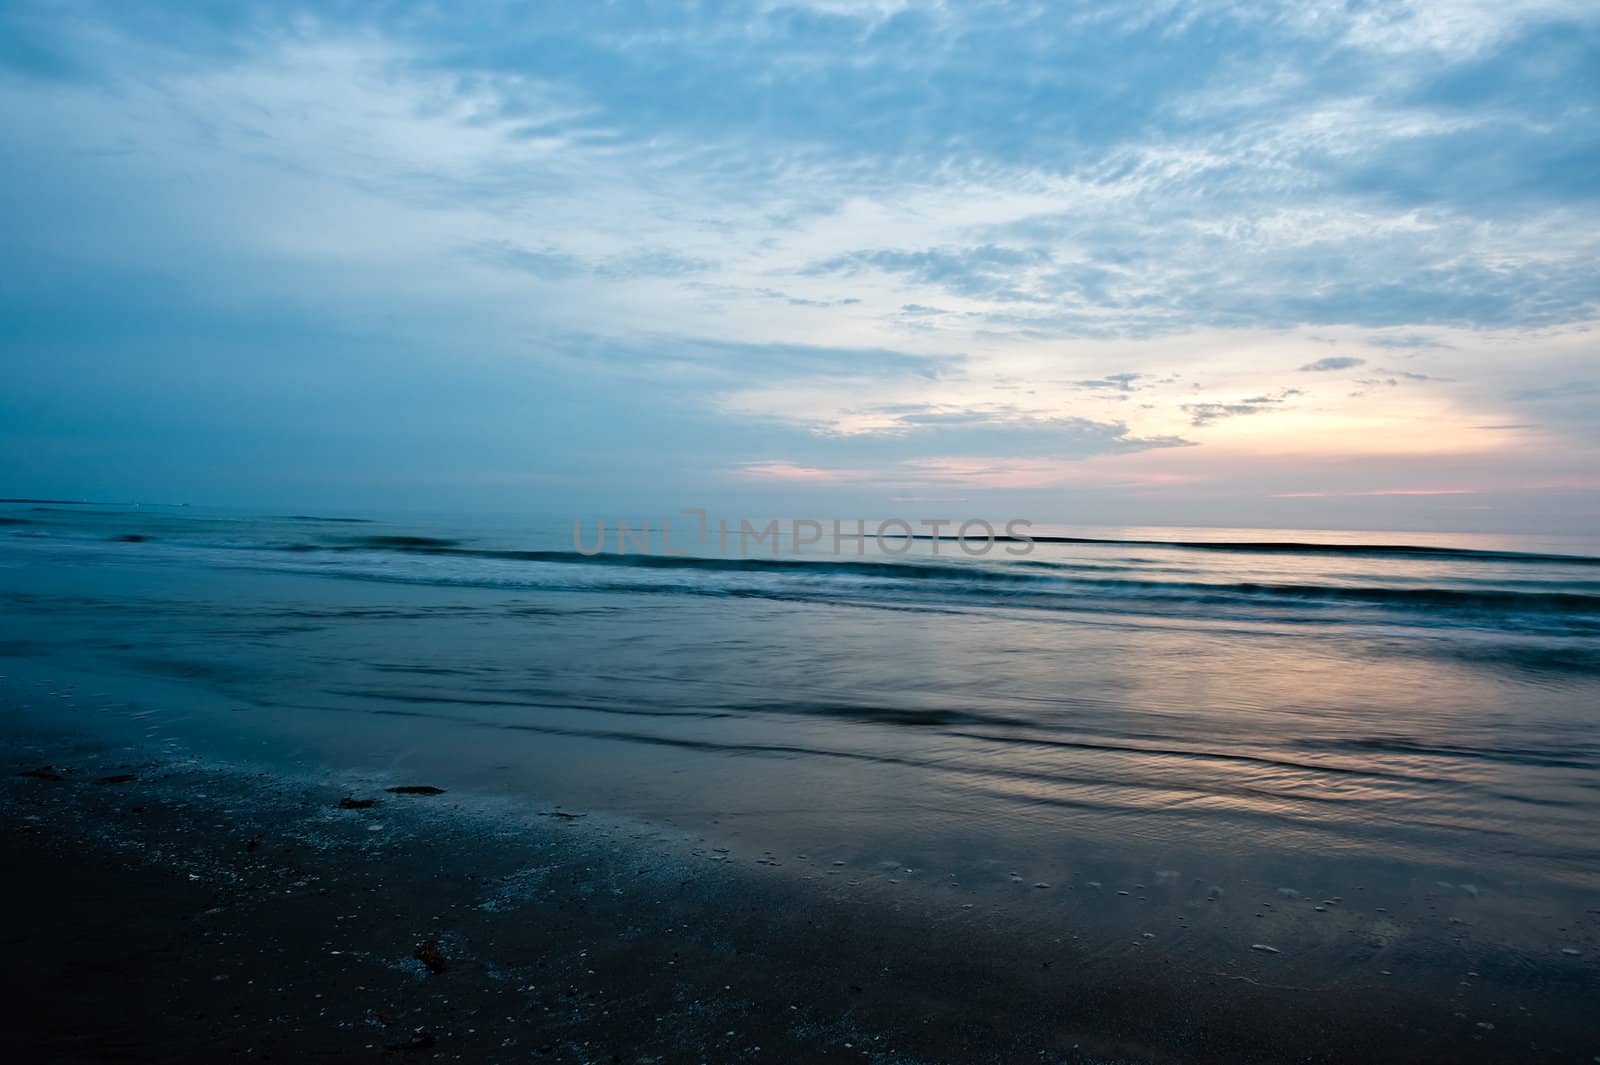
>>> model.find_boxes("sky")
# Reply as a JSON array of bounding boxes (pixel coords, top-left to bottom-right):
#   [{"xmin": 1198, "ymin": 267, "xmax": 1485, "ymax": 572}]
[{"xmin": 1, "ymin": 0, "xmax": 1597, "ymax": 533}]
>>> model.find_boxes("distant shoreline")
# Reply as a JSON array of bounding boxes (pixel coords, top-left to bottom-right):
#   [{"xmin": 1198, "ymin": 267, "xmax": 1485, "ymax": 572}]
[{"xmin": 0, "ymin": 498, "xmax": 101, "ymax": 505}]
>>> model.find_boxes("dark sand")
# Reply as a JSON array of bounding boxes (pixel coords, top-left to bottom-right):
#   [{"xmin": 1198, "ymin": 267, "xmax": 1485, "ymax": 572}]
[{"xmin": 4, "ymin": 728, "xmax": 1596, "ymax": 1064}]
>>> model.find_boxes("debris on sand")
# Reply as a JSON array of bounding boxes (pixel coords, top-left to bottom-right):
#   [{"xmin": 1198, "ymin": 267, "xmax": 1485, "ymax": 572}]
[
  {"xmin": 386, "ymin": 786, "xmax": 446, "ymax": 796},
  {"xmin": 18, "ymin": 766, "xmax": 64, "ymax": 781},
  {"xmin": 384, "ymin": 1028, "xmax": 436, "ymax": 1052},
  {"xmin": 414, "ymin": 939, "xmax": 449, "ymax": 973},
  {"xmin": 95, "ymin": 773, "xmax": 137, "ymax": 785},
  {"xmin": 338, "ymin": 796, "xmax": 379, "ymax": 809}
]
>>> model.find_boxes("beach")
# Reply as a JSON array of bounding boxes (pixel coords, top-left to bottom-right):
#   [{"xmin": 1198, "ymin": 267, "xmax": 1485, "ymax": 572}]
[
  {"xmin": 2, "ymin": 506, "xmax": 1599, "ymax": 1062},
  {"xmin": 6, "ymin": 725, "xmax": 1596, "ymax": 1064},
  {"xmin": 7, "ymin": 2, "xmax": 1597, "ymax": 1057}
]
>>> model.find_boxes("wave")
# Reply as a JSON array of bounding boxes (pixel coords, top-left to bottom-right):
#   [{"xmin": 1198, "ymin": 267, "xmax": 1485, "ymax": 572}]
[
  {"xmin": 267, "ymin": 541, "xmax": 1600, "ymax": 622},
  {"xmin": 15, "ymin": 516, "xmax": 1598, "ymax": 569},
  {"xmin": 1303, "ymin": 736, "xmax": 1600, "ymax": 771},
  {"xmin": 19, "ymin": 523, "xmax": 1599, "ymax": 627},
  {"xmin": 931, "ymin": 534, "xmax": 1600, "ymax": 566},
  {"xmin": 322, "ymin": 530, "xmax": 1600, "ymax": 567}
]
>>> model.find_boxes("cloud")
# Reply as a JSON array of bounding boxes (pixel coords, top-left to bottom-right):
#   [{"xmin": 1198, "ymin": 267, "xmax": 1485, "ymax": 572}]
[
  {"xmin": 1299, "ymin": 356, "xmax": 1368, "ymax": 372},
  {"xmin": 1071, "ymin": 372, "xmax": 1143, "ymax": 392},
  {"xmin": 593, "ymin": 251, "xmax": 715, "ymax": 280},
  {"xmin": 737, "ymin": 461, "xmax": 852, "ymax": 483},
  {"xmin": 1514, "ymin": 380, "xmax": 1600, "ymax": 401},
  {"xmin": 725, "ymin": 402, "xmax": 1194, "ymax": 493},
  {"xmin": 1346, "ymin": 367, "xmax": 1453, "ymax": 396},
  {"xmin": 805, "ymin": 245, "xmax": 1053, "ymax": 303},
  {"xmin": 1366, "ymin": 333, "xmax": 1455, "ymax": 349},
  {"xmin": 1182, "ymin": 387, "xmax": 1303, "ymax": 426},
  {"xmin": 467, "ymin": 242, "xmax": 713, "ymax": 281},
  {"xmin": 547, "ymin": 333, "xmax": 961, "ymax": 387},
  {"xmin": 465, "ymin": 241, "xmax": 582, "ymax": 280},
  {"xmin": 1275, "ymin": 488, "xmax": 1480, "ymax": 498},
  {"xmin": 1182, "ymin": 403, "xmax": 1266, "ymax": 426},
  {"xmin": 0, "ymin": 0, "xmax": 1596, "ymax": 529},
  {"xmin": 814, "ymin": 402, "xmax": 1191, "ymax": 460}
]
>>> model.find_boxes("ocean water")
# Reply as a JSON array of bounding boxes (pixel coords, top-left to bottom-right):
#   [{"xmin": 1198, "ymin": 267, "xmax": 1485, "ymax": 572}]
[{"xmin": 4, "ymin": 502, "xmax": 1599, "ymax": 973}]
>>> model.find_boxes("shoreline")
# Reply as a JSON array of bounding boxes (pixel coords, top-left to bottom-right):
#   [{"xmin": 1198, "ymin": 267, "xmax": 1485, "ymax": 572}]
[{"xmin": 4, "ymin": 718, "xmax": 1596, "ymax": 1063}]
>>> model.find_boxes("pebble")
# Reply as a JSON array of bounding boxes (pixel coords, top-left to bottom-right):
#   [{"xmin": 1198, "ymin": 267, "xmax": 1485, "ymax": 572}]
[{"xmin": 1250, "ymin": 944, "xmax": 1280, "ymax": 954}]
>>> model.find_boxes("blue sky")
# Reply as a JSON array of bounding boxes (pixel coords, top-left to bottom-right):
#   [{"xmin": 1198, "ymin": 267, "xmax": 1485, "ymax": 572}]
[{"xmin": 1, "ymin": 0, "xmax": 1597, "ymax": 531}]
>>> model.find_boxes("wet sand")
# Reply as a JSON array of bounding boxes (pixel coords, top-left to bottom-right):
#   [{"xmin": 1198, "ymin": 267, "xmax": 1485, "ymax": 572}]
[{"xmin": 4, "ymin": 723, "xmax": 1596, "ymax": 1064}]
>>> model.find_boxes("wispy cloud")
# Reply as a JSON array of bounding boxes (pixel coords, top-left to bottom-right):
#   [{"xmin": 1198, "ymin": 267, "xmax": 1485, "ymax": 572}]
[
  {"xmin": 1300, "ymin": 356, "xmax": 1368, "ymax": 372},
  {"xmin": 1182, "ymin": 388, "xmax": 1304, "ymax": 426},
  {"xmin": 0, "ymin": 0, "xmax": 1595, "ymax": 529},
  {"xmin": 738, "ymin": 461, "xmax": 855, "ymax": 483},
  {"xmin": 1366, "ymin": 333, "xmax": 1454, "ymax": 350},
  {"xmin": 1275, "ymin": 488, "xmax": 1480, "ymax": 498},
  {"xmin": 1515, "ymin": 381, "xmax": 1600, "ymax": 401},
  {"xmin": 1070, "ymin": 373, "xmax": 1144, "ymax": 392}
]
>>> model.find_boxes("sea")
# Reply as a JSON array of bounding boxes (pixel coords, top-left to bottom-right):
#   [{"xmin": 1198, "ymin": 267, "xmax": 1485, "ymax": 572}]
[{"xmin": 3, "ymin": 501, "xmax": 1598, "ymax": 983}]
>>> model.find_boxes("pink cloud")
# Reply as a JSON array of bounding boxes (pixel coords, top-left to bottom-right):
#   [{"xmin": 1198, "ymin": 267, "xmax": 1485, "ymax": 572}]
[
  {"xmin": 736, "ymin": 461, "xmax": 854, "ymax": 483},
  {"xmin": 1274, "ymin": 488, "xmax": 1482, "ymax": 498}
]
